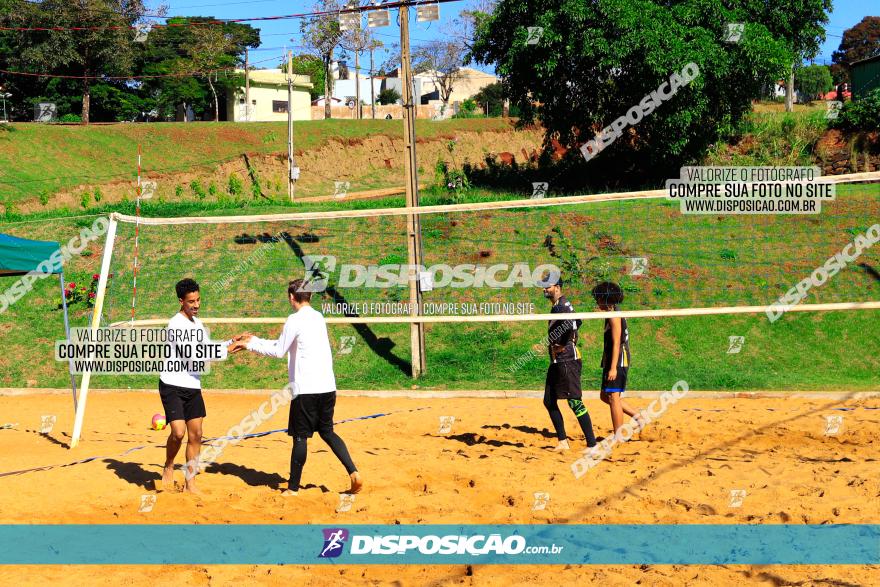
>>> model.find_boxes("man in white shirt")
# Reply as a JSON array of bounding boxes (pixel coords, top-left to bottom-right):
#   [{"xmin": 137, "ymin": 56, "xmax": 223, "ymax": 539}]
[
  {"xmin": 231, "ymin": 278, "xmax": 362, "ymax": 496},
  {"xmin": 159, "ymin": 278, "xmax": 211, "ymax": 493}
]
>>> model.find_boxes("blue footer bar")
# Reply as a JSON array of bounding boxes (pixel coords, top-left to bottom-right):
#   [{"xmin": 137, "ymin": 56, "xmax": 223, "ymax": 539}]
[{"xmin": 0, "ymin": 525, "xmax": 877, "ymax": 565}]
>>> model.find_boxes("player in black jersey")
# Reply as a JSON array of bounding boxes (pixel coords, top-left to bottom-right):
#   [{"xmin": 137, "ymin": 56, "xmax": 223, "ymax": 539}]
[
  {"xmin": 540, "ymin": 274, "xmax": 597, "ymax": 452},
  {"xmin": 592, "ymin": 281, "xmax": 643, "ymax": 439}
]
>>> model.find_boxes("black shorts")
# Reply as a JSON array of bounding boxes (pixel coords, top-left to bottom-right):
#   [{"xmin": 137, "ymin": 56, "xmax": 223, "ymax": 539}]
[
  {"xmin": 289, "ymin": 391, "xmax": 337, "ymax": 439},
  {"xmin": 545, "ymin": 360, "xmax": 582, "ymax": 400},
  {"xmin": 601, "ymin": 367, "xmax": 629, "ymax": 394},
  {"xmin": 159, "ymin": 380, "xmax": 206, "ymax": 422}
]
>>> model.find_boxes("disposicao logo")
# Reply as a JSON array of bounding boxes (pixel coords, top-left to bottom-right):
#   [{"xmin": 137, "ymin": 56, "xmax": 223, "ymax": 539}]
[{"xmin": 318, "ymin": 528, "xmax": 349, "ymax": 558}]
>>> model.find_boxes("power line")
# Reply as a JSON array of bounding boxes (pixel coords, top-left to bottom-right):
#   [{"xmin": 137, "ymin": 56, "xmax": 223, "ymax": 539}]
[
  {"xmin": 0, "ymin": 67, "xmax": 235, "ymax": 80},
  {"xmin": 0, "ymin": 0, "xmax": 461, "ymax": 32},
  {"xmin": 372, "ymin": 29, "xmax": 435, "ymax": 44},
  {"xmin": 163, "ymin": 0, "xmax": 296, "ymax": 9},
  {"xmin": 15, "ymin": 0, "xmax": 170, "ymax": 19},
  {"xmin": 0, "ymin": 55, "xmax": 279, "ymax": 80},
  {"xmin": 249, "ymin": 45, "xmax": 308, "ymax": 52}
]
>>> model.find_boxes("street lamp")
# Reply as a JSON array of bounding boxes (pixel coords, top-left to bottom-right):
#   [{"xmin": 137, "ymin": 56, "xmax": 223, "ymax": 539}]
[{"xmin": 0, "ymin": 88, "xmax": 10, "ymax": 123}]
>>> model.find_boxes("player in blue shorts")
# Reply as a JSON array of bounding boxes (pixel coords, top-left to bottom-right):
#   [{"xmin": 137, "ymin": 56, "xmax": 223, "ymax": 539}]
[{"xmin": 591, "ymin": 281, "xmax": 643, "ymax": 439}]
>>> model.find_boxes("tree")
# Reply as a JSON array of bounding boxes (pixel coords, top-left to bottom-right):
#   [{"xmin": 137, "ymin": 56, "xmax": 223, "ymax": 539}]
[
  {"xmin": 794, "ymin": 64, "xmax": 832, "ymax": 102},
  {"xmin": 382, "ymin": 34, "xmax": 469, "ymax": 106},
  {"xmin": 377, "ymin": 87, "xmax": 400, "ymax": 105},
  {"xmin": 87, "ymin": 82, "xmax": 152, "ymax": 122},
  {"xmin": 340, "ymin": 20, "xmax": 375, "ymax": 119},
  {"xmin": 139, "ymin": 17, "xmax": 258, "ymax": 121},
  {"xmin": 139, "ymin": 18, "xmax": 208, "ymax": 120},
  {"xmin": 471, "ymin": 0, "xmax": 794, "ymax": 184},
  {"xmin": 186, "ymin": 26, "xmax": 240, "ymax": 122},
  {"xmin": 450, "ymin": 0, "xmax": 496, "ymax": 57},
  {"xmin": 301, "ymin": 0, "xmax": 345, "ymax": 119},
  {"xmin": 831, "ymin": 17, "xmax": 880, "ymax": 84},
  {"xmin": 470, "ymin": 82, "xmax": 505, "ymax": 116},
  {"xmin": 751, "ymin": 0, "xmax": 832, "ymax": 112},
  {"xmin": 452, "ymin": 98, "xmax": 480, "ymax": 118},
  {"xmin": 15, "ymin": 0, "xmax": 152, "ymax": 124},
  {"xmin": 366, "ymin": 37, "xmax": 383, "ymax": 118},
  {"xmin": 3, "ymin": 5, "xmax": 258, "ymax": 123},
  {"xmin": 412, "ymin": 40, "xmax": 468, "ymax": 105},
  {"xmin": 282, "ymin": 54, "xmax": 326, "ymax": 101},
  {"xmin": 0, "ymin": 5, "xmax": 34, "ymax": 120}
]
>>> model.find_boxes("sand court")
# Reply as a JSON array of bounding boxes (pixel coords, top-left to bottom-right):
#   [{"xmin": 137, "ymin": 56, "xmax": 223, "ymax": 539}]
[{"xmin": 0, "ymin": 391, "xmax": 877, "ymax": 584}]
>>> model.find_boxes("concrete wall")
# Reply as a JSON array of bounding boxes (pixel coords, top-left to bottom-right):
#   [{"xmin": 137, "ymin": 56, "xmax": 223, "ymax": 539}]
[
  {"xmin": 310, "ymin": 104, "xmax": 440, "ymax": 120},
  {"xmin": 418, "ymin": 72, "xmax": 498, "ymax": 105},
  {"xmin": 227, "ymin": 83, "xmax": 312, "ymax": 122},
  {"xmin": 381, "ymin": 77, "xmax": 426, "ymax": 105},
  {"xmin": 333, "ymin": 77, "xmax": 384, "ymax": 104}
]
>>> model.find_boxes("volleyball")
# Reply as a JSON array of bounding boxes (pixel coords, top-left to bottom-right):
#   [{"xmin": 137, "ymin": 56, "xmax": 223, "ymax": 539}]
[{"xmin": 151, "ymin": 414, "xmax": 166, "ymax": 431}]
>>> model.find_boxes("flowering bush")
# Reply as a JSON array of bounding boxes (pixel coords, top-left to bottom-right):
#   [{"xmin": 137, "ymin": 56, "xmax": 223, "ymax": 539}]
[
  {"xmin": 832, "ymin": 88, "xmax": 880, "ymax": 133},
  {"xmin": 59, "ymin": 272, "xmax": 113, "ymax": 310},
  {"xmin": 434, "ymin": 138, "xmax": 470, "ymax": 204}
]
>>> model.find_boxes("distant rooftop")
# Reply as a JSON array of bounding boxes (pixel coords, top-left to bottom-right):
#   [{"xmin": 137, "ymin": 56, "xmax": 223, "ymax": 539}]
[{"xmin": 235, "ymin": 68, "xmax": 313, "ymax": 89}]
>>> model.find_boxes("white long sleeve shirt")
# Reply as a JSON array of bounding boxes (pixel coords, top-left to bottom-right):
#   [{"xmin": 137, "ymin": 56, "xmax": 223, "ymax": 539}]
[{"xmin": 246, "ymin": 305, "xmax": 337, "ymax": 395}]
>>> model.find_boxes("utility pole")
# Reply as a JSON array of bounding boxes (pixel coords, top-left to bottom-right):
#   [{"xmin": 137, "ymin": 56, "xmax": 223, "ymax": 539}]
[
  {"xmin": 355, "ymin": 50, "xmax": 362, "ymax": 119},
  {"xmin": 0, "ymin": 86, "xmax": 9, "ymax": 123},
  {"xmin": 370, "ymin": 46, "xmax": 376, "ymax": 119},
  {"xmin": 400, "ymin": 3, "xmax": 426, "ymax": 378},
  {"xmin": 287, "ymin": 50, "xmax": 296, "ymax": 201},
  {"xmin": 244, "ymin": 47, "xmax": 251, "ymax": 121}
]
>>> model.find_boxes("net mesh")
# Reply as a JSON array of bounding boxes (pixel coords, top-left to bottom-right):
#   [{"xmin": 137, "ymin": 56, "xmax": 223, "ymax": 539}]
[
  {"xmin": 102, "ymin": 181, "xmax": 880, "ymax": 326},
  {"xmin": 1, "ymin": 179, "xmax": 878, "ymax": 391}
]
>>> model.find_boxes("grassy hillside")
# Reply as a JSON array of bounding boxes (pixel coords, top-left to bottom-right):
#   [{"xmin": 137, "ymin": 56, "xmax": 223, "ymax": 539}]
[
  {"xmin": 0, "ymin": 182, "xmax": 878, "ymax": 392},
  {"xmin": 702, "ymin": 109, "xmax": 829, "ymax": 168},
  {"xmin": 0, "ymin": 118, "xmax": 513, "ymax": 203}
]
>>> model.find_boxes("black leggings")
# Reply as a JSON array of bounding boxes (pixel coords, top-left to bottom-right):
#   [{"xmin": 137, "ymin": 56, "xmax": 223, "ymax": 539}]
[
  {"xmin": 543, "ymin": 388, "xmax": 597, "ymax": 447},
  {"xmin": 289, "ymin": 431, "xmax": 357, "ymax": 490}
]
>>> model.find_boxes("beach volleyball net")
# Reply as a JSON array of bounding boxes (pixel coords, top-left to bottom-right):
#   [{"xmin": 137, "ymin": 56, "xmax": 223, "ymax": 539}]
[
  {"xmin": 68, "ymin": 175, "xmax": 880, "ymax": 446},
  {"xmin": 97, "ymin": 177, "xmax": 880, "ymax": 326}
]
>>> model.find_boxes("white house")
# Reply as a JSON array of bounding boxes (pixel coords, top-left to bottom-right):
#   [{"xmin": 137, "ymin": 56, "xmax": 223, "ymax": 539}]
[
  {"xmin": 226, "ymin": 69, "xmax": 313, "ymax": 122},
  {"xmin": 771, "ymin": 80, "xmax": 802, "ymax": 103},
  {"xmin": 379, "ymin": 67, "xmax": 498, "ymax": 117},
  {"xmin": 415, "ymin": 67, "xmax": 498, "ymax": 105},
  {"xmin": 381, "ymin": 75, "xmax": 426, "ymax": 105},
  {"xmin": 332, "ymin": 75, "xmax": 383, "ymax": 105}
]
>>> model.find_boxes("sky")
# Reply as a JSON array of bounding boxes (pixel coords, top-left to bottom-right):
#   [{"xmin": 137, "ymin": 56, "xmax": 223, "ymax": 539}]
[
  {"xmin": 145, "ymin": 0, "xmax": 874, "ymax": 71},
  {"xmin": 814, "ymin": 0, "xmax": 872, "ymax": 63},
  {"xmin": 145, "ymin": 0, "xmax": 486, "ymax": 75}
]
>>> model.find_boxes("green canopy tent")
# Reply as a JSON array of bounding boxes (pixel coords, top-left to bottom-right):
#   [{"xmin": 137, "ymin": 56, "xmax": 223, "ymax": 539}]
[{"xmin": 0, "ymin": 233, "xmax": 78, "ymax": 410}]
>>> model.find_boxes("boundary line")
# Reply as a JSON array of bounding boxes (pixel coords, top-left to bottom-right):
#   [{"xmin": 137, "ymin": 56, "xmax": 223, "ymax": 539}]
[{"xmin": 2, "ymin": 388, "xmax": 879, "ymax": 399}]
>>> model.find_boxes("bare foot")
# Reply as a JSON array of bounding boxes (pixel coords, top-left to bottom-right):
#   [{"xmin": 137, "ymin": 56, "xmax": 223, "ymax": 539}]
[
  {"xmin": 184, "ymin": 482, "xmax": 203, "ymax": 496},
  {"xmin": 552, "ymin": 439, "xmax": 570, "ymax": 452},
  {"xmin": 159, "ymin": 466, "xmax": 175, "ymax": 491},
  {"xmin": 348, "ymin": 471, "xmax": 363, "ymax": 494},
  {"xmin": 632, "ymin": 416, "xmax": 647, "ymax": 432}
]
